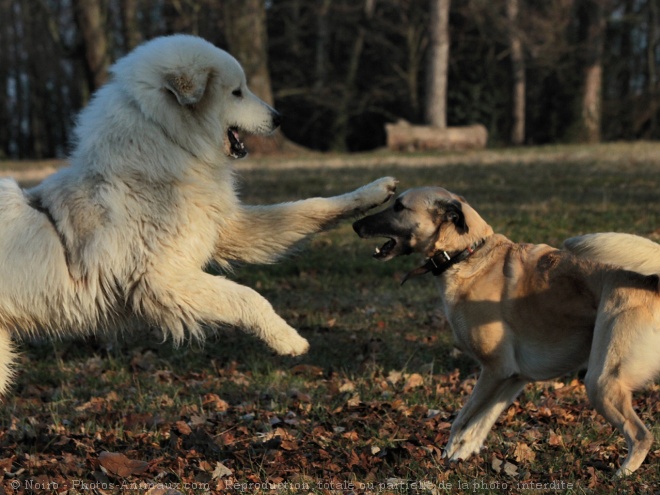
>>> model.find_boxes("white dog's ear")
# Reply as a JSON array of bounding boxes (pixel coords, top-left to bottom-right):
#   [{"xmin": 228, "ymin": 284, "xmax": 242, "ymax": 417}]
[{"xmin": 164, "ymin": 70, "xmax": 210, "ymax": 106}]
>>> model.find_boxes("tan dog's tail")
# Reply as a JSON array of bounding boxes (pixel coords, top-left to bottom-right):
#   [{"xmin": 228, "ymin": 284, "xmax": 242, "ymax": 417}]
[{"xmin": 563, "ymin": 232, "xmax": 660, "ymax": 275}]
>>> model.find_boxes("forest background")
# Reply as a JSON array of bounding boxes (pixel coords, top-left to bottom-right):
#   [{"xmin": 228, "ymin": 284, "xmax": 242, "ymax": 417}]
[
  {"xmin": 1, "ymin": 1, "xmax": 660, "ymax": 491},
  {"xmin": 0, "ymin": 0, "xmax": 659, "ymax": 160}
]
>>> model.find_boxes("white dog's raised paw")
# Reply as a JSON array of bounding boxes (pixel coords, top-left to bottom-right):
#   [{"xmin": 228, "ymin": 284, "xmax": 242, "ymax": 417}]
[{"xmin": 353, "ymin": 176, "xmax": 398, "ymax": 211}]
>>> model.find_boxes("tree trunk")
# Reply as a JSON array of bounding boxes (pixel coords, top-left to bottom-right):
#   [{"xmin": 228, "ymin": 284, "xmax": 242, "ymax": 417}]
[
  {"xmin": 223, "ymin": 0, "xmax": 302, "ymax": 154},
  {"xmin": 386, "ymin": 120, "xmax": 487, "ymax": 151},
  {"xmin": 314, "ymin": 0, "xmax": 332, "ymax": 93},
  {"xmin": 647, "ymin": 0, "xmax": 658, "ymax": 135},
  {"xmin": 73, "ymin": 0, "xmax": 110, "ymax": 94},
  {"xmin": 0, "ymin": 0, "xmax": 10, "ymax": 156},
  {"xmin": 223, "ymin": 0, "xmax": 273, "ymax": 105},
  {"xmin": 329, "ymin": 0, "xmax": 375, "ymax": 151},
  {"xmin": 579, "ymin": 0, "xmax": 607, "ymax": 143},
  {"xmin": 425, "ymin": 0, "xmax": 451, "ymax": 128},
  {"xmin": 120, "ymin": 0, "xmax": 142, "ymax": 51},
  {"xmin": 507, "ymin": 0, "xmax": 525, "ymax": 145}
]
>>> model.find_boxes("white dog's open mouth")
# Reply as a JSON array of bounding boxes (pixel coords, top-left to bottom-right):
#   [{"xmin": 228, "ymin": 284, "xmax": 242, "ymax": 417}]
[{"xmin": 227, "ymin": 127, "xmax": 247, "ymax": 159}]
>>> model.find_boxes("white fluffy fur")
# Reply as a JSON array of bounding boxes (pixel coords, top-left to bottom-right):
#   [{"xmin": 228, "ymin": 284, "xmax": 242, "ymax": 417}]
[
  {"xmin": 0, "ymin": 35, "xmax": 397, "ymax": 395},
  {"xmin": 564, "ymin": 232, "xmax": 660, "ymax": 275}
]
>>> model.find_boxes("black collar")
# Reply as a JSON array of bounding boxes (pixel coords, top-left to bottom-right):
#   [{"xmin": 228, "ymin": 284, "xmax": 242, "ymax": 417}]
[{"xmin": 401, "ymin": 239, "xmax": 486, "ymax": 285}]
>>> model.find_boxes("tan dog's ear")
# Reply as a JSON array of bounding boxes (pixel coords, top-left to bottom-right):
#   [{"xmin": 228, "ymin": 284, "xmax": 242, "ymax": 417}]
[
  {"xmin": 164, "ymin": 69, "xmax": 210, "ymax": 105},
  {"xmin": 444, "ymin": 199, "xmax": 469, "ymax": 234}
]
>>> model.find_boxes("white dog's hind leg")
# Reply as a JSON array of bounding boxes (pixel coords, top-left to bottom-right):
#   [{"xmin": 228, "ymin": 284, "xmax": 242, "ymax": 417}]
[
  {"xmin": 220, "ymin": 177, "xmax": 397, "ymax": 264},
  {"xmin": 142, "ymin": 273, "xmax": 309, "ymax": 356},
  {"xmin": 0, "ymin": 330, "xmax": 17, "ymax": 397},
  {"xmin": 444, "ymin": 370, "xmax": 527, "ymax": 461}
]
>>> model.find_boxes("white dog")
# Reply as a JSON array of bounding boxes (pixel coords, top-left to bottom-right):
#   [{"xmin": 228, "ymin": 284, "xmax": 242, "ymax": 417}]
[{"xmin": 0, "ymin": 35, "xmax": 396, "ymax": 395}]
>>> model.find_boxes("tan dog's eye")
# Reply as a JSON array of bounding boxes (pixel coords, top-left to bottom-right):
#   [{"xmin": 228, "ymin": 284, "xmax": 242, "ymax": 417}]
[{"xmin": 393, "ymin": 201, "xmax": 404, "ymax": 212}]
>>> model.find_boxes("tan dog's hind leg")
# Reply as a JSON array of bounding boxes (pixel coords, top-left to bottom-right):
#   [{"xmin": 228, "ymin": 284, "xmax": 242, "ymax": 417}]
[
  {"xmin": 586, "ymin": 378, "xmax": 653, "ymax": 476},
  {"xmin": 585, "ymin": 309, "xmax": 659, "ymax": 476},
  {"xmin": 444, "ymin": 370, "xmax": 527, "ymax": 461}
]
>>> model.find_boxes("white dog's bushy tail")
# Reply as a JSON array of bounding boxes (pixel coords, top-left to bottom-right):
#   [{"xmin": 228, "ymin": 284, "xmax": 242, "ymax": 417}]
[{"xmin": 563, "ymin": 232, "xmax": 660, "ymax": 275}]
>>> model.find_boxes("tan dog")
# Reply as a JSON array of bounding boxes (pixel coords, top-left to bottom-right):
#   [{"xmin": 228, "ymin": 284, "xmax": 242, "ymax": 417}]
[{"xmin": 353, "ymin": 186, "xmax": 660, "ymax": 476}]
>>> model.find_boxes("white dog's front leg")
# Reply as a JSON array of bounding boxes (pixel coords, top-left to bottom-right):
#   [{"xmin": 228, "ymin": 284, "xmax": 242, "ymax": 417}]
[
  {"xmin": 218, "ymin": 177, "xmax": 397, "ymax": 264},
  {"xmin": 142, "ymin": 273, "xmax": 309, "ymax": 356}
]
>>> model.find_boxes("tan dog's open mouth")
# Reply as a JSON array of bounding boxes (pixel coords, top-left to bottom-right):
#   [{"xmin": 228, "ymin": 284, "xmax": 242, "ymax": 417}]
[{"xmin": 373, "ymin": 238, "xmax": 399, "ymax": 260}]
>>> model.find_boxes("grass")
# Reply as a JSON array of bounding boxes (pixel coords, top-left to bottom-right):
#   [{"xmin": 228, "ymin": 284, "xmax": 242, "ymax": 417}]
[{"xmin": 1, "ymin": 143, "xmax": 660, "ymax": 494}]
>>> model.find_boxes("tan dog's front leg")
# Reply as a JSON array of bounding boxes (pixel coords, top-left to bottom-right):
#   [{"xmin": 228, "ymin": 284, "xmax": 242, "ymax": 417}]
[{"xmin": 444, "ymin": 371, "xmax": 527, "ymax": 461}]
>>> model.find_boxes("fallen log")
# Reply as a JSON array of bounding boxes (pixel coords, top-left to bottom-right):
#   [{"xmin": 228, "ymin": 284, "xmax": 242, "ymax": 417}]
[{"xmin": 385, "ymin": 120, "xmax": 488, "ymax": 152}]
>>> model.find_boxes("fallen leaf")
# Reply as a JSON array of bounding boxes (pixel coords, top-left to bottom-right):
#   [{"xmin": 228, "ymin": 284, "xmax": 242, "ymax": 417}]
[
  {"xmin": 98, "ymin": 451, "xmax": 148, "ymax": 477},
  {"xmin": 0, "ymin": 457, "xmax": 14, "ymax": 474},
  {"xmin": 212, "ymin": 462, "xmax": 233, "ymax": 479},
  {"xmin": 492, "ymin": 457, "xmax": 518, "ymax": 477},
  {"xmin": 202, "ymin": 393, "xmax": 229, "ymax": 412},
  {"xmin": 503, "ymin": 461, "xmax": 519, "ymax": 477},
  {"xmin": 513, "ymin": 442, "xmax": 536, "ymax": 463},
  {"xmin": 342, "ymin": 430, "xmax": 359, "ymax": 442},
  {"xmin": 75, "ymin": 397, "xmax": 108, "ymax": 412},
  {"xmin": 290, "ymin": 364, "xmax": 324, "ymax": 376},
  {"xmin": 387, "ymin": 370, "xmax": 403, "ymax": 385},
  {"xmin": 548, "ymin": 431, "xmax": 564, "ymax": 446},
  {"xmin": 175, "ymin": 421, "xmax": 192, "ymax": 436},
  {"xmin": 339, "ymin": 381, "xmax": 356, "ymax": 393},
  {"xmin": 403, "ymin": 373, "xmax": 424, "ymax": 392},
  {"xmin": 346, "ymin": 394, "xmax": 361, "ymax": 408},
  {"xmin": 280, "ymin": 439, "xmax": 298, "ymax": 451}
]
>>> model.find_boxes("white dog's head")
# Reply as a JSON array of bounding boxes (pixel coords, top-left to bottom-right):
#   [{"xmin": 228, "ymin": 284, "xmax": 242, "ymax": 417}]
[{"xmin": 110, "ymin": 34, "xmax": 280, "ymax": 160}]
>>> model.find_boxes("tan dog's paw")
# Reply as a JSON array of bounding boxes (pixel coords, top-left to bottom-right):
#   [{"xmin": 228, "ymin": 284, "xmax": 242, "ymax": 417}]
[
  {"xmin": 353, "ymin": 176, "xmax": 398, "ymax": 211},
  {"xmin": 443, "ymin": 437, "xmax": 482, "ymax": 462}
]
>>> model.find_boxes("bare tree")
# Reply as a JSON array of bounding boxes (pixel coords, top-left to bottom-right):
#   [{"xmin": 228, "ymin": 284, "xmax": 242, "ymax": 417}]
[
  {"xmin": 425, "ymin": 0, "xmax": 451, "ymax": 128},
  {"xmin": 579, "ymin": 0, "xmax": 608, "ymax": 143},
  {"xmin": 646, "ymin": 0, "xmax": 658, "ymax": 135},
  {"xmin": 314, "ymin": 0, "xmax": 333, "ymax": 93},
  {"xmin": 120, "ymin": 0, "xmax": 142, "ymax": 51},
  {"xmin": 223, "ymin": 0, "xmax": 274, "ymax": 105},
  {"xmin": 329, "ymin": 0, "xmax": 375, "ymax": 151},
  {"xmin": 0, "ymin": 0, "xmax": 10, "ymax": 156},
  {"xmin": 73, "ymin": 0, "xmax": 110, "ymax": 95},
  {"xmin": 223, "ymin": 0, "xmax": 299, "ymax": 153},
  {"xmin": 507, "ymin": 0, "xmax": 525, "ymax": 145}
]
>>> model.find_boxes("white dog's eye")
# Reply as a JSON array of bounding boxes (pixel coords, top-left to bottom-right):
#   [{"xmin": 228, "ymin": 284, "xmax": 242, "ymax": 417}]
[{"xmin": 232, "ymin": 88, "xmax": 243, "ymax": 97}]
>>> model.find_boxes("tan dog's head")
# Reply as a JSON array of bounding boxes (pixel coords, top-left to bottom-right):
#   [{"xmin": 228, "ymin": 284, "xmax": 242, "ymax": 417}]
[{"xmin": 353, "ymin": 187, "xmax": 493, "ymax": 260}]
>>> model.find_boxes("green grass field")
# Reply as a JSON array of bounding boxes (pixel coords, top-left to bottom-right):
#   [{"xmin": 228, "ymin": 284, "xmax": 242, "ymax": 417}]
[{"xmin": 1, "ymin": 143, "xmax": 659, "ymax": 494}]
